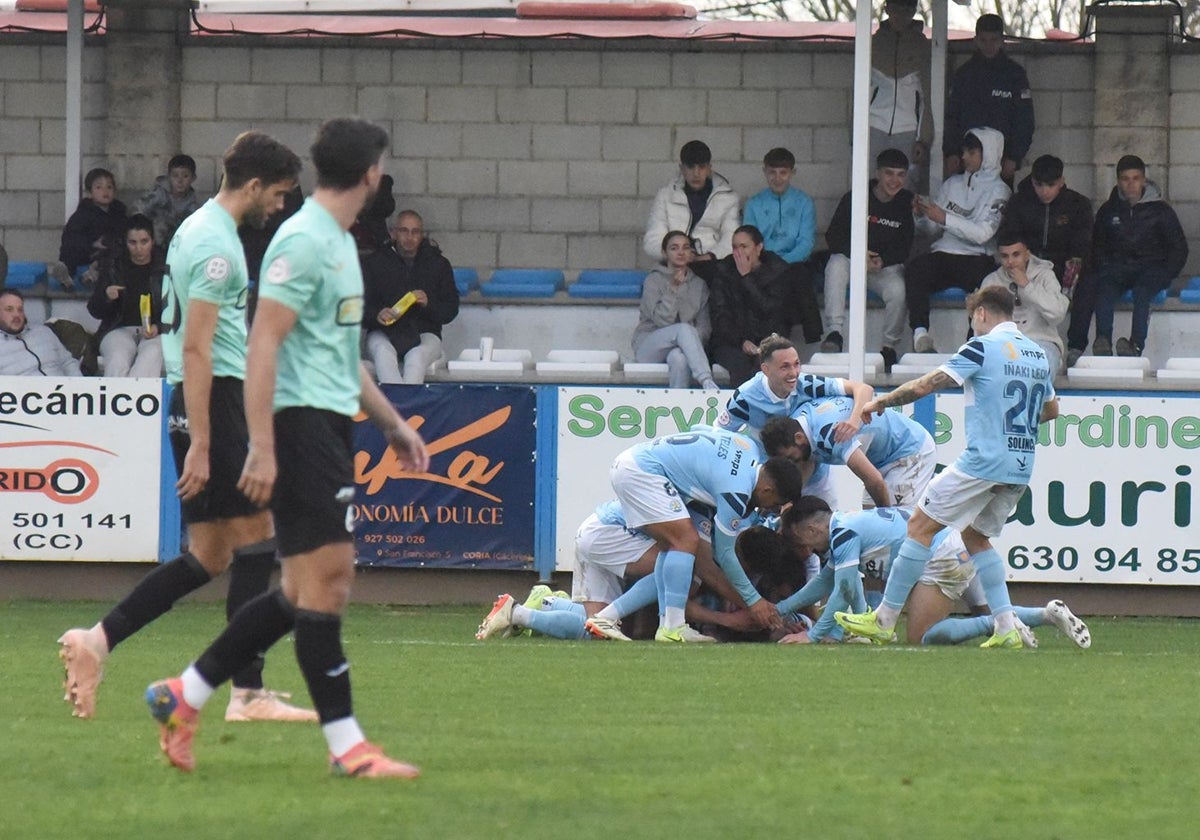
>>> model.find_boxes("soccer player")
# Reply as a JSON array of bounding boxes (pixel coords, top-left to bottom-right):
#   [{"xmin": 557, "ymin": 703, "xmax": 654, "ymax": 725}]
[
  {"xmin": 58, "ymin": 132, "xmax": 314, "ymax": 723},
  {"xmin": 759, "ymin": 395, "xmax": 936, "ymax": 509},
  {"xmin": 610, "ymin": 428, "xmax": 805, "ymax": 640},
  {"xmin": 145, "ymin": 118, "xmax": 430, "ymax": 778},
  {"xmin": 836, "ymin": 285, "xmax": 1059, "ymax": 648}
]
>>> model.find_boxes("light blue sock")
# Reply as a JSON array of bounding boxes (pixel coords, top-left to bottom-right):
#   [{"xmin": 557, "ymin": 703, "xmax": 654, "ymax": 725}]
[
  {"xmin": 543, "ymin": 597, "xmax": 586, "ymax": 618},
  {"xmin": 1013, "ymin": 605, "xmax": 1045, "ymax": 627},
  {"xmin": 653, "ymin": 551, "xmax": 667, "ymax": 614},
  {"xmin": 603, "ymin": 574, "xmax": 658, "ymax": 620},
  {"xmin": 880, "ymin": 538, "xmax": 930, "ymax": 611},
  {"xmin": 971, "ymin": 548, "xmax": 1014, "ymax": 617},
  {"xmin": 660, "ymin": 549, "xmax": 695, "ymax": 627},
  {"xmin": 921, "ymin": 614, "xmax": 994, "ymax": 645},
  {"xmin": 524, "ymin": 609, "xmax": 588, "ymax": 640}
]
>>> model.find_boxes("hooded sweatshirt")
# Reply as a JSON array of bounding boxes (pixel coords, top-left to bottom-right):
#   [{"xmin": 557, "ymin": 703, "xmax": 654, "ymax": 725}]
[
  {"xmin": 644, "ymin": 172, "xmax": 741, "ymax": 260},
  {"xmin": 1093, "ymin": 180, "xmax": 1189, "ymax": 279},
  {"xmin": 922, "ymin": 126, "xmax": 1010, "ymax": 257},
  {"xmin": 980, "ymin": 253, "xmax": 1069, "ymax": 354},
  {"xmin": 632, "ymin": 265, "xmax": 711, "ymax": 351},
  {"xmin": 870, "ymin": 16, "xmax": 934, "ymax": 147}
]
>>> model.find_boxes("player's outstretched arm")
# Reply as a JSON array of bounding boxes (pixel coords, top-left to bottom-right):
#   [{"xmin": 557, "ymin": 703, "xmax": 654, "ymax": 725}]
[
  {"xmin": 834, "ymin": 379, "xmax": 875, "ymax": 442},
  {"xmin": 237, "ymin": 298, "xmax": 296, "ymax": 507},
  {"xmin": 358, "ymin": 365, "xmax": 430, "ymax": 474},
  {"xmin": 861, "ymin": 369, "xmax": 955, "ymax": 423}
]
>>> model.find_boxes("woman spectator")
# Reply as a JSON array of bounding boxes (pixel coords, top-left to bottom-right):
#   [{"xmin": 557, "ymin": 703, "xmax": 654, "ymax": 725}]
[
  {"xmin": 632, "ymin": 231, "xmax": 718, "ymax": 391},
  {"xmin": 707, "ymin": 224, "xmax": 791, "ymax": 387},
  {"xmin": 87, "ymin": 214, "xmax": 164, "ymax": 377}
]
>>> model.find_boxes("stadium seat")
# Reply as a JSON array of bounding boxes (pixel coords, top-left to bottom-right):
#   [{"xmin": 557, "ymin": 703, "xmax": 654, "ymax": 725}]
[
  {"xmin": 890, "ymin": 353, "xmax": 952, "ymax": 378},
  {"xmin": 478, "ymin": 282, "xmax": 558, "ymax": 298},
  {"xmin": 453, "ymin": 267, "xmax": 480, "ymax": 295},
  {"xmin": 447, "ymin": 347, "xmax": 533, "ymax": 379},
  {"xmin": 535, "ymin": 349, "xmax": 619, "ymax": 380},
  {"xmin": 803, "ymin": 352, "xmax": 883, "ymax": 379},
  {"xmin": 1185, "ymin": 276, "xmax": 1200, "ymax": 290},
  {"xmin": 1179, "ymin": 289, "xmax": 1200, "ymax": 304},
  {"xmin": 576, "ymin": 269, "xmax": 645, "ymax": 286},
  {"xmin": 622, "ymin": 362, "xmax": 671, "ymax": 384},
  {"xmin": 1119, "ymin": 288, "xmax": 1168, "ymax": 305},
  {"xmin": 930, "ymin": 288, "xmax": 967, "ymax": 302},
  {"xmin": 567, "ymin": 283, "xmax": 642, "ymax": 299},
  {"xmin": 488, "ymin": 269, "xmax": 565, "ymax": 289},
  {"xmin": 1156, "ymin": 357, "xmax": 1200, "ymax": 386},
  {"xmin": 1067, "ymin": 354, "xmax": 1150, "ymax": 384},
  {"xmin": 711, "ymin": 364, "xmax": 732, "ymax": 386},
  {"xmin": 3, "ymin": 261, "xmax": 47, "ymax": 289}
]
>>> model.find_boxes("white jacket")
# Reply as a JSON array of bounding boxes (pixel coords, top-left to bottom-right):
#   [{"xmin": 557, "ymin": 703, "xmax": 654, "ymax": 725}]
[
  {"xmin": 921, "ymin": 126, "xmax": 1011, "ymax": 257},
  {"xmin": 980, "ymin": 253, "xmax": 1069, "ymax": 354},
  {"xmin": 643, "ymin": 172, "xmax": 741, "ymax": 260}
]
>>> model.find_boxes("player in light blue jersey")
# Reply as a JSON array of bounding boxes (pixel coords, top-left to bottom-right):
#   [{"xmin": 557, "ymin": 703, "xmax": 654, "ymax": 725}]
[
  {"xmin": 837, "ymin": 285, "xmax": 1060, "ymax": 649},
  {"xmin": 611, "ymin": 428, "xmax": 804, "ymax": 641},
  {"xmin": 760, "ymin": 395, "xmax": 937, "ymax": 508}
]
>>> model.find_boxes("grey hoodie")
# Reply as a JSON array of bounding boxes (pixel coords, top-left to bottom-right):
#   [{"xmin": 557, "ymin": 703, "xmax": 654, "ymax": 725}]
[
  {"xmin": 632, "ymin": 265, "xmax": 711, "ymax": 351},
  {"xmin": 980, "ymin": 252, "xmax": 1069, "ymax": 354}
]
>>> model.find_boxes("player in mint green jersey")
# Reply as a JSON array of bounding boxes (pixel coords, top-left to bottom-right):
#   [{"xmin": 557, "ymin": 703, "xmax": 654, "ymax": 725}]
[
  {"xmin": 58, "ymin": 132, "xmax": 313, "ymax": 724},
  {"xmin": 146, "ymin": 119, "xmax": 429, "ymax": 779}
]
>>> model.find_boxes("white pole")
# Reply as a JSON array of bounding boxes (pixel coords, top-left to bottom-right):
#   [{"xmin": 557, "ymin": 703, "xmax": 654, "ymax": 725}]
[
  {"xmin": 847, "ymin": 0, "xmax": 873, "ymax": 382},
  {"xmin": 65, "ymin": 0, "xmax": 84, "ymax": 220},
  {"xmin": 930, "ymin": 0, "xmax": 948, "ymax": 198}
]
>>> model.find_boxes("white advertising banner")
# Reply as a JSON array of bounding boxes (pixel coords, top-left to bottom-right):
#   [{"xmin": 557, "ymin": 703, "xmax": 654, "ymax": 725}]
[{"xmin": 0, "ymin": 376, "xmax": 163, "ymax": 562}]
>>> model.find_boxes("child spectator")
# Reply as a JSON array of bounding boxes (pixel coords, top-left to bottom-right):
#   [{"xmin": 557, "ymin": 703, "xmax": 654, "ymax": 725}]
[
  {"xmin": 58, "ymin": 167, "xmax": 128, "ymax": 282},
  {"xmin": 136, "ymin": 153, "xmax": 201, "ymax": 247}
]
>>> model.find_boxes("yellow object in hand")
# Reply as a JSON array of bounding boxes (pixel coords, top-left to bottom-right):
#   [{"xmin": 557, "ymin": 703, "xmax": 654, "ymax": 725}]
[
  {"xmin": 139, "ymin": 294, "xmax": 152, "ymax": 330},
  {"xmin": 380, "ymin": 291, "xmax": 417, "ymax": 326}
]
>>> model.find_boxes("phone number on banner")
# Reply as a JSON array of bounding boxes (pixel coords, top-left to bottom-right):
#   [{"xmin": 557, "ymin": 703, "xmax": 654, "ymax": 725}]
[
  {"xmin": 10, "ymin": 511, "xmax": 134, "ymax": 553},
  {"xmin": 1007, "ymin": 544, "xmax": 1200, "ymax": 584}
]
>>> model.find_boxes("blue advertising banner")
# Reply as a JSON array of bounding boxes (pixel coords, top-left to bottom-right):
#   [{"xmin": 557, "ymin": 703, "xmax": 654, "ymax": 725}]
[{"xmin": 352, "ymin": 383, "xmax": 537, "ymax": 569}]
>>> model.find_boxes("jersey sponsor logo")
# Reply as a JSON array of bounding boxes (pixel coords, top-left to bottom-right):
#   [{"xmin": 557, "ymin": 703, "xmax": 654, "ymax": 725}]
[
  {"xmin": 336, "ymin": 295, "xmax": 364, "ymax": 326},
  {"xmin": 204, "ymin": 256, "xmax": 231, "ymax": 283},
  {"xmin": 265, "ymin": 256, "xmax": 290, "ymax": 285}
]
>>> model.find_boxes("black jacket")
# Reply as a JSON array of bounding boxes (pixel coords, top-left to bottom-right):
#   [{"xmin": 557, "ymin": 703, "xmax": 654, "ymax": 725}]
[
  {"xmin": 943, "ymin": 50, "xmax": 1034, "ymax": 164},
  {"xmin": 708, "ymin": 250, "xmax": 791, "ymax": 349},
  {"xmin": 825, "ymin": 181, "xmax": 915, "ymax": 268},
  {"xmin": 999, "ymin": 176, "xmax": 1094, "ymax": 278},
  {"xmin": 1092, "ymin": 181, "xmax": 1188, "ymax": 279},
  {"xmin": 59, "ymin": 198, "xmax": 129, "ymax": 274},
  {"xmin": 86, "ymin": 248, "xmax": 166, "ymax": 339},
  {"xmin": 362, "ymin": 238, "xmax": 460, "ymax": 358}
]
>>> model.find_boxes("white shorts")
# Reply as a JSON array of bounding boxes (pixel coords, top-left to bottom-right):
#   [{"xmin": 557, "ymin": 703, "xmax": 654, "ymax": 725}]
[
  {"xmin": 610, "ymin": 452, "xmax": 690, "ymax": 530},
  {"xmin": 918, "ymin": 464, "xmax": 1026, "ymax": 539},
  {"xmin": 572, "ymin": 512, "xmax": 655, "ymax": 604},
  {"xmin": 870, "ymin": 435, "xmax": 937, "ymax": 508},
  {"xmin": 920, "ymin": 529, "xmax": 977, "ymax": 601}
]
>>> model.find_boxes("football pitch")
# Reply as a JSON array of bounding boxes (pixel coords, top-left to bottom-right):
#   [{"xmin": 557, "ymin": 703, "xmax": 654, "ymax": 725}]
[{"xmin": 3, "ymin": 600, "xmax": 1194, "ymax": 839}]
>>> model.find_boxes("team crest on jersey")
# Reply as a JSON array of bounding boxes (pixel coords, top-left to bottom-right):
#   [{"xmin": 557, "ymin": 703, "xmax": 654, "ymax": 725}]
[
  {"xmin": 336, "ymin": 295, "xmax": 364, "ymax": 326},
  {"xmin": 729, "ymin": 517, "xmax": 741, "ymax": 530},
  {"xmin": 716, "ymin": 410, "xmax": 731, "ymax": 427},
  {"xmin": 204, "ymin": 256, "xmax": 231, "ymax": 282},
  {"xmin": 265, "ymin": 256, "xmax": 290, "ymax": 285}
]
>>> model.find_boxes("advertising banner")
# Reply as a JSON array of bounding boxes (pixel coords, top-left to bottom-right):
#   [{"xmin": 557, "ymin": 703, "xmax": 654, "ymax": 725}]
[
  {"xmin": 353, "ymin": 383, "xmax": 537, "ymax": 569},
  {"xmin": 0, "ymin": 376, "xmax": 163, "ymax": 562}
]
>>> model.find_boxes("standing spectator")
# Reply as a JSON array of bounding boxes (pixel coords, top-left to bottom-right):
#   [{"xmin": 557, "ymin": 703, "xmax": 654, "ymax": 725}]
[
  {"xmin": 59, "ymin": 167, "xmax": 129, "ymax": 281},
  {"xmin": 870, "ymin": 0, "xmax": 934, "ymax": 192},
  {"xmin": 633, "ymin": 231, "xmax": 718, "ymax": 391},
  {"xmin": 87, "ymin": 215, "xmax": 165, "ymax": 378},
  {"xmin": 906, "ymin": 128, "xmax": 1010, "ymax": 353},
  {"xmin": 362, "ymin": 210, "xmax": 459, "ymax": 385},
  {"xmin": 980, "ymin": 231, "xmax": 1069, "ymax": 374},
  {"xmin": 997, "ymin": 154, "xmax": 1094, "ymax": 367},
  {"xmin": 0, "ymin": 290, "xmax": 81, "ymax": 376},
  {"xmin": 943, "ymin": 14, "xmax": 1034, "ymax": 185},
  {"xmin": 643, "ymin": 140, "xmax": 740, "ymax": 265},
  {"xmin": 1091, "ymin": 155, "xmax": 1188, "ymax": 358},
  {"xmin": 708, "ymin": 225, "xmax": 791, "ymax": 386},
  {"xmin": 822, "ymin": 148, "xmax": 914, "ymax": 372},
  {"xmin": 136, "ymin": 154, "xmax": 201, "ymax": 247},
  {"xmin": 742, "ymin": 147, "xmax": 823, "ymax": 344}
]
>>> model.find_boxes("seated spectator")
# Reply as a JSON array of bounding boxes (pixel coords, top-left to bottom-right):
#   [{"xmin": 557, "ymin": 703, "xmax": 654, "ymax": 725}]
[
  {"xmin": 905, "ymin": 127, "xmax": 1010, "ymax": 352},
  {"xmin": 135, "ymin": 153, "xmax": 200, "ymax": 247},
  {"xmin": 643, "ymin": 140, "xmax": 740, "ymax": 268},
  {"xmin": 86, "ymin": 215, "xmax": 164, "ymax": 378},
  {"xmin": 632, "ymin": 231, "xmax": 718, "ymax": 391},
  {"xmin": 351, "ymin": 173, "xmax": 395, "ymax": 255},
  {"xmin": 707, "ymin": 225, "xmax": 791, "ymax": 386},
  {"xmin": 742, "ymin": 147, "xmax": 823, "ymax": 344},
  {"xmin": 980, "ymin": 230, "xmax": 1069, "ymax": 374},
  {"xmin": 362, "ymin": 210, "xmax": 459, "ymax": 384},
  {"xmin": 0, "ymin": 290, "xmax": 82, "ymax": 376},
  {"xmin": 822, "ymin": 148, "xmax": 914, "ymax": 372},
  {"xmin": 997, "ymin": 154, "xmax": 1094, "ymax": 366},
  {"xmin": 59, "ymin": 167, "xmax": 128, "ymax": 281},
  {"xmin": 1091, "ymin": 155, "xmax": 1188, "ymax": 358}
]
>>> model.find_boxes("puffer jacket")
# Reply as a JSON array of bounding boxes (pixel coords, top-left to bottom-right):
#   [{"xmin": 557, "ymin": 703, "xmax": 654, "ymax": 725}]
[
  {"xmin": 643, "ymin": 172, "xmax": 741, "ymax": 260},
  {"xmin": 1092, "ymin": 180, "xmax": 1189, "ymax": 279}
]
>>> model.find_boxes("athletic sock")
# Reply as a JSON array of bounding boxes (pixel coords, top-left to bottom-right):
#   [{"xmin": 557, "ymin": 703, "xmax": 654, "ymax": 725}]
[
  {"xmin": 971, "ymin": 548, "xmax": 1016, "ymax": 632},
  {"xmin": 294, "ymin": 609, "xmax": 353, "ymax": 724},
  {"xmin": 193, "ymin": 588, "xmax": 296, "ymax": 689},
  {"xmin": 1013, "ymin": 605, "xmax": 1046, "ymax": 627},
  {"xmin": 543, "ymin": 597, "xmax": 585, "ymax": 615},
  {"xmin": 180, "ymin": 664, "xmax": 216, "ymax": 710},
  {"xmin": 101, "ymin": 552, "xmax": 211, "ymax": 650},
  {"xmin": 227, "ymin": 540, "xmax": 277, "ymax": 690},
  {"xmin": 323, "ymin": 717, "xmax": 367, "ymax": 758},
  {"xmin": 659, "ymin": 549, "xmax": 694, "ymax": 629},
  {"xmin": 653, "ymin": 551, "xmax": 667, "ymax": 621},
  {"xmin": 877, "ymin": 538, "xmax": 931, "ymax": 629},
  {"xmin": 524, "ymin": 608, "xmax": 588, "ymax": 640},
  {"xmin": 596, "ymin": 574, "xmax": 657, "ymax": 621},
  {"xmin": 921, "ymin": 615, "xmax": 994, "ymax": 645}
]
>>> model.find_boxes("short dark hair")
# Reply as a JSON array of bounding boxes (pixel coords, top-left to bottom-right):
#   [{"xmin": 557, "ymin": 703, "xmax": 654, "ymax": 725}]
[
  {"xmin": 996, "ymin": 228, "xmax": 1029, "ymax": 249},
  {"xmin": 757, "ymin": 332, "xmax": 795, "ymax": 365},
  {"xmin": 734, "ymin": 224, "xmax": 764, "ymax": 246},
  {"xmin": 735, "ymin": 526, "xmax": 787, "ymax": 578},
  {"xmin": 961, "ymin": 131, "xmax": 984, "ymax": 154},
  {"xmin": 0, "ymin": 288, "xmax": 25, "ymax": 303},
  {"xmin": 679, "ymin": 140, "xmax": 712, "ymax": 167},
  {"xmin": 167, "ymin": 154, "xmax": 196, "ymax": 175},
  {"xmin": 976, "ymin": 13, "xmax": 1004, "ymax": 34},
  {"xmin": 126, "ymin": 213, "xmax": 155, "ymax": 240},
  {"xmin": 311, "ymin": 118, "xmax": 389, "ymax": 190},
  {"xmin": 761, "ymin": 456, "xmax": 806, "ymax": 505},
  {"xmin": 780, "ymin": 495, "xmax": 832, "ymax": 531},
  {"xmin": 84, "ymin": 168, "xmax": 114, "ymax": 191},
  {"xmin": 876, "ymin": 147, "xmax": 910, "ymax": 171},
  {"xmin": 222, "ymin": 131, "xmax": 302, "ymax": 191},
  {"xmin": 760, "ymin": 415, "xmax": 802, "ymax": 458},
  {"xmin": 967, "ymin": 284, "xmax": 1015, "ymax": 319},
  {"xmin": 1117, "ymin": 154, "xmax": 1146, "ymax": 174},
  {"xmin": 763, "ymin": 147, "xmax": 795, "ymax": 169},
  {"xmin": 1031, "ymin": 154, "xmax": 1064, "ymax": 184}
]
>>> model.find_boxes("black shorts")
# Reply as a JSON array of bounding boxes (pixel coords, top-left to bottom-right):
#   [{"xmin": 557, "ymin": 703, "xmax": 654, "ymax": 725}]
[
  {"xmin": 169, "ymin": 377, "xmax": 260, "ymax": 524},
  {"xmin": 272, "ymin": 407, "xmax": 356, "ymax": 558}
]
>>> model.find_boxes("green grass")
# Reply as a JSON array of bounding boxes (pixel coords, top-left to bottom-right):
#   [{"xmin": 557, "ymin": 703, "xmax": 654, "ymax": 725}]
[{"xmin": 2, "ymin": 601, "xmax": 1195, "ymax": 839}]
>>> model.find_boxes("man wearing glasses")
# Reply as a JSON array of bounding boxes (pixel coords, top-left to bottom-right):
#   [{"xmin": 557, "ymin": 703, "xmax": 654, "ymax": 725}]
[{"xmin": 980, "ymin": 230, "xmax": 1069, "ymax": 375}]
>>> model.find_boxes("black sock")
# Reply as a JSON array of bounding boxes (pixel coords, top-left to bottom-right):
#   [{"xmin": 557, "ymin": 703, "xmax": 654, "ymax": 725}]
[
  {"xmin": 194, "ymin": 589, "xmax": 296, "ymax": 689},
  {"xmin": 227, "ymin": 540, "xmax": 277, "ymax": 690},
  {"xmin": 294, "ymin": 610, "xmax": 352, "ymax": 724},
  {"xmin": 101, "ymin": 553, "xmax": 211, "ymax": 650}
]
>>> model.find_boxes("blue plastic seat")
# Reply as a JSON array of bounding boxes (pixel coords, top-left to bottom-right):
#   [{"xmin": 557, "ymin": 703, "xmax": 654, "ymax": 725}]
[
  {"xmin": 1119, "ymin": 288, "xmax": 1169, "ymax": 305},
  {"xmin": 567, "ymin": 283, "xmax": 643, "ymax": 299},
  {"xmin": 1185, "ymin": 276, "xmax": 1200, "ymax": 291},
  {"xmin": 930, "ymin": 287, "xmax": 967, "ymax": 301},
  {"xmin": 1179, "ymin": 289, "xmax": 1200, "ymax": 304},
  {"xmin": 576, "ymin": 269, "xmax": 645, "ymax": 287},
  {"xmin": 488, "ymin": 269, "xmax": 565, "ymax": 290},
  {"xmin": 4, "ymin": 261, "xmax": 47, "ymax": 289},
  {"xmin": 479, "ymin": 282, "xmax": 558, "ymax": 298},
  {"xmin": 453, "ymin": 267, "xmax": 479, "ymax": 295}
]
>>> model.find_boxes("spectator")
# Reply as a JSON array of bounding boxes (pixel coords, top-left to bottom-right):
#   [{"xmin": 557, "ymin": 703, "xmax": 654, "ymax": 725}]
[
  {"xmin": 822, "ymin": 148, "xmax": 914, "ymax": 372},
  {"xmin": 707, "ymin": 225, "xmax": 791, "ymax": 386},
  {"xmin": 997, "ymin": 154, "xmax": 1095, "ymax": 367},
  {"xmin": 1091, "ymin": 155, "xmax": 1188, "ymax": 358},
  {"xmin": 351, "ymin": 173, "xmax": 395, "ymax": 255},
  {"xmin": 632, "ymin": 231, "xmax": 718, "ymax": 391},
  {"xmin": 906, "ymin": 127, "xmax": 1010, "ymax": 353},
  {"xmin": 643, "ymin": 140, "xmax": 740, "ymax": 265},
  {"xmin": 59, "ymin": 167, "xmax": 128, "ymax": 281},
  {"xmin": 86, "ymin": 214, "xmax": 164, "ymax": 377},
  {"xmin": 362, "ymin": 210, "xmax": 459, "ymax": 384},
  {"xmin": 135, "ymin": 153, "xmax": 200, "ymax": 247},
  {"xmin": 943, "ymin": 14, "xmax": 1034, "ymax": 185},
  {"xmin": 980, "ymin": 230, "xmax": 1069, "ymax": 374},
  {"xmin": 742, "ymin": 147, "xmax": 823, "ymax": 344},
  {"xmin": 0, "ymin": 289, "xmax": 82, "ymax": 376},
  {"xmin": 870, "ymin": 0, "xmax": 933, "ymax": 192}
]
